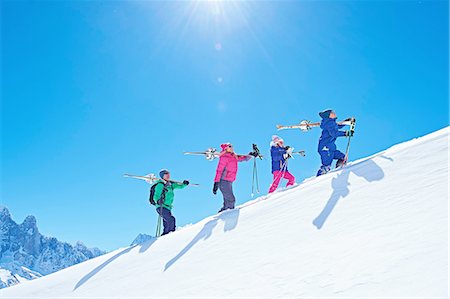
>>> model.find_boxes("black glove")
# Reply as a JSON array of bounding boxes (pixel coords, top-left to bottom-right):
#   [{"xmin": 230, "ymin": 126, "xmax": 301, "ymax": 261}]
[
  {"xmin": 183, "ymin": 180, "xmax": 189, "ymax": 185},
  {"xmin": 284, "ymin": 146, "xmax": 290, "ymax": 150},
  {"xmin": 213, "ymin": 182, "xmax": 219, "ymax": 195},
  {"xmin": 248, "ymin": 151, "xmax": 258, "ymax": 157},
  {"xmin": 345, "ymin": 130, "xmax": 354, "ymax": 137},
  {"xmin": 343, "ymin": 117, "xmax": 356, "ymax": 123}
]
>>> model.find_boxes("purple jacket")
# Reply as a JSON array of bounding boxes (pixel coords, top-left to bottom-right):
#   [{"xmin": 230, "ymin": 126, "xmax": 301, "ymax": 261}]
[{"xmin": 214, "ymin": 152, "xmax": 250, "ymax": 182}]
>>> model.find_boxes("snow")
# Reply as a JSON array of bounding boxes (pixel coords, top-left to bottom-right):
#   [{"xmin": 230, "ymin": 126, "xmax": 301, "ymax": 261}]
[
  {"xmin": 1, "ymin": 127, "xmax": 448, "ymax": 298},
  {"xmin": 0, "ymin": 269, "xmax": 20, "ymax": 288}
]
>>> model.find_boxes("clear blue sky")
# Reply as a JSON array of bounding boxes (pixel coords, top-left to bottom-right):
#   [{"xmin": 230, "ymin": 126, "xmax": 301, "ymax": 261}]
[{"xmin": 1, "ymin": 0, "xmax": 448, "ymax": 251}]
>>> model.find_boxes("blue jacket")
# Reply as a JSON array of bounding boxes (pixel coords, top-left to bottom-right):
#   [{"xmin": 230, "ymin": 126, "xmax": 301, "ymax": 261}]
[
  {"xmin": 271, "ymin": 145, "xmax": 288, "ymax": 173},
  {"xmin": 317, "ymin": 118, "xmax": 346, "ymax": 152}
]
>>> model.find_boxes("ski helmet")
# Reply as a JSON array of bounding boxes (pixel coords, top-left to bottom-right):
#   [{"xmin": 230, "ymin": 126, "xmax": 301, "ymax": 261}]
[
  {"xmin": 159, "ymin": 169, "xmax": 170, "ymax": 178},
  {"xmin": 319, "ymin": 109, "xmax": 334, "ymax": 119}
]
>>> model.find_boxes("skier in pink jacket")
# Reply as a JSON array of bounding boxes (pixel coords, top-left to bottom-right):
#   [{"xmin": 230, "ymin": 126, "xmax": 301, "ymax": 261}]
[{"xmin": 213, "ymin": 143, "xmax": 253, "ymax": 213}]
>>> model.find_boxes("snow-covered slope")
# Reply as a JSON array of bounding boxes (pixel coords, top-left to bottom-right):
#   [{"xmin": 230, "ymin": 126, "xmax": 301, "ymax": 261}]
[{"xmin": 2, "ymin": 128, "xmax": 448, "ymax": 298}]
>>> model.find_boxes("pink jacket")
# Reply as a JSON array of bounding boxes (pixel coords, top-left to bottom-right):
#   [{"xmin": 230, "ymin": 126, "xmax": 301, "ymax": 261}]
[{"xmin": 214, "ymin": 152, "xmax": 250, "ymax": 182}]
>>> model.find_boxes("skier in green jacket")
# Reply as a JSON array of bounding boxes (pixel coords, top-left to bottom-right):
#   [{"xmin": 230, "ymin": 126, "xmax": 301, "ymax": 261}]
[{"xmin": 152, "ymin": 169, "xmax": 189, "ymax": 235}]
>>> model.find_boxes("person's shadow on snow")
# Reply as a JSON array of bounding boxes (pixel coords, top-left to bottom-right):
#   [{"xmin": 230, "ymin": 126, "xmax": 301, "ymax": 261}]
[
  {"xmin": 312, "ymin": 159, "xmax": 386, "ymax": 230},
  {"xmin": 164, "ymin": 209, "xmax": 240, "ymax": 271},
  {"xmin": 73, "ymin": 238, "xmax": 157, "ymax": 291},
  {"xmin": 73, "ymin": 244, "xmax": 138, "ymax": 291}
]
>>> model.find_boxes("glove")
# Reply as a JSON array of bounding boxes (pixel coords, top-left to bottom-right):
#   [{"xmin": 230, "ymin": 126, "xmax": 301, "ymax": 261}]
[
  {"xmin": 248, "ymin": 151, "xmax": 258, "ymax": 157},
  {"xmin": 213, "ymin": 182, "xmax": 219, "ymax": 195},
  {"xmin": 284, "ymin": 146, "xmax": 290, "ymax": 150},
  {"xmin": 283, "ymin": 146, "xmax": 294, "ymax": 159},
  {"xmin": 183, "ymin": 180, "xmax": 190, "ymax": 185},
  {"xmin": 343, "ymin": 117, "xmax": 352, "ymax": 122},
  {"xmin": 345, "ymin": 130, "xmax": 354, "ymax": 137}
]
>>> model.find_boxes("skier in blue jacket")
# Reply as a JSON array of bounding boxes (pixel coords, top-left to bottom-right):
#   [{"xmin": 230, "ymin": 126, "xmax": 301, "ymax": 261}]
[{"xmin": 316, "ymin": 109, "xmax": 354, "ymax": 176}]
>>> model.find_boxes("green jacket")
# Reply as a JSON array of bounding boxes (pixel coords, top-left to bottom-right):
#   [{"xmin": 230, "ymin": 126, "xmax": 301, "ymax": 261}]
[{"xmin": 153, "ymin": 180, "xmax": 187, "ymax": 210}]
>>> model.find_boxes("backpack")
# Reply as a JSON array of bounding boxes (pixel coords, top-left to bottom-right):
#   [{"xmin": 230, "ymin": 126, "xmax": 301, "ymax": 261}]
[{"xmin": 149, "ymin": 182, "xmax": 168, "ymax": 206}]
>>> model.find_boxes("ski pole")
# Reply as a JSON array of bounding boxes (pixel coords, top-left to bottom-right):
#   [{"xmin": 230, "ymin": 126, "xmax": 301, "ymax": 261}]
[
  {"xmin": 251, "ymin": 158, "xmax": 260, "ymax": 196},
  {"xmin": 270, "ymin": 158, "xmax": 289, "ymax": 190},
  {"xmin": 344, "ymin": 117, "xmax": 356, "ymax": 164},
  {"xmin": 251, "ymin": 144, "xmax": 263, "ymax": 197},
  {"xmin": 155, "ymin": 209, "xmax": 162, "ymax": 237}
]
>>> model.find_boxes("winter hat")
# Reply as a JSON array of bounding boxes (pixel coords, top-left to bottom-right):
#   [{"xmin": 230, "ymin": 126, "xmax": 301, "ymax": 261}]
[
  {"xmin": 319, "ymin": 109, "xmax": 334, "ymax": 119},
  {"xmin": 220, "ymin": 143, "xmax": 232, "ymax": 151},
  {"xmin": 272, "ymin": 135, "xmax": 284, "ymax": 143},
  {"xmin": 159, "ymin": 169, "xmax": 170, "ymax": 178},
  {"xmin": 270, "ymin": 135, "xmax": 284, "ymax": 147}
]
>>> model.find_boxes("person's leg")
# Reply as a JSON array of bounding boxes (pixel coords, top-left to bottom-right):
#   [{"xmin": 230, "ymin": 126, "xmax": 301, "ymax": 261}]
[
  {"xmin": 269, "ymin": 171, "xmax": 282, "ymax": 193},
  {"xmin": 156, "ymin": 207, "xmax": 168, "ymax": 235},
  {"xmin": 167, "ymin": 211, "xmax": 176, "ymax": 233},
  {"xmin": 218, "ymin": 181, "xmax": 226, "ymax": 212},
  {"xmin": 334, "ymin": 150, "xmax": 346, "ymax": 168},
  {"xmin": 283, "ymin": 171, "xmax": 295, "ymax": 187},
  {"xmin": 158, "ymin": 207, "xmax": 175, "ymax": 235},
  {"xmin": 317, "ymin": 150, "xmax": 333, "ymax": 176},
  {"xmin": 219, "ymin": 180, "xmax": 236, "ymax": 210}
]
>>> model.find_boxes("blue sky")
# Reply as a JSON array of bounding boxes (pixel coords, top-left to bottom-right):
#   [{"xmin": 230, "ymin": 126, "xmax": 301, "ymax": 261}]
[{"xmin": 1, "ymin": 0, "xmax": 448, "ymax": 251}]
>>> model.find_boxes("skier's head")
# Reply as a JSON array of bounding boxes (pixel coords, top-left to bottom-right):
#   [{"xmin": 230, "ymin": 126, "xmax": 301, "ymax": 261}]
[
  {"xmin": 159, "ymin": 169, "xmax": 170, "ymax": 180},
  {"xmin": 271, "ymin": 135, "xmax": 284, "ymax": 147},
  {"xmin": 319, "ymin": 109, "xmax": 336, "ymax": 119},
  {"xmin": 221, "ymin": 143, "xmax": 233, "ymax": 153}
]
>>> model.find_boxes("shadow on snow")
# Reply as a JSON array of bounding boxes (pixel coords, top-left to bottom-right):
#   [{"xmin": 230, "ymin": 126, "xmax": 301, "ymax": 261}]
[
  {"xmin": 73, "ymin": 238, "xmax": 157, "ymax": 291},
  {"xmin": 164, "ymin": 208, "xmax": 240, "ymax": 271},
  {"xmin": 312, "ymin": 159, "xmax": 388, "ymax": 229}
]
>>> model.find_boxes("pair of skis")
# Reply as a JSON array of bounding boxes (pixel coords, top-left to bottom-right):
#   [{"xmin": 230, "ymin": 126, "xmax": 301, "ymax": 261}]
[
  {"xmin": 183, "ymin": 148, "xmax": 258, "ymax": 160},
  {"xmin": 276, "ymin": 119, "xmax": 355, "ymax": 132},
  {"xmin": 123, "ymin": 173, "xmax": 199, "ymax": 186}
]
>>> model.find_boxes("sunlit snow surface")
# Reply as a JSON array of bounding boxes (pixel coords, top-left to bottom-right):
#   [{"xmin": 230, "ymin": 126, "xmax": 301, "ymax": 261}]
[{"xmin": 2, "ymin": 127, "xmax": 448, "ymax": 298}]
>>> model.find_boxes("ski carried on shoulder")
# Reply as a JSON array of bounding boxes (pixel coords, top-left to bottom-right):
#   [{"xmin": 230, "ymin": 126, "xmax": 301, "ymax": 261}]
[
  {"xmin": 277, "ymin": 120, "xmax": 320, "ymax": 131},
  {"xmin": 124, "ymin": 173, "xmax": 199, "ymax": 186},
  {"xmin": 277, "ymin": 119, "xmax": 354, "ymax": 132},
  {"xmin": 184, "ymin": 147, "xmax": 264, "ymax": 160},
  {"xmin": 184, "ymin": 148, "xmax": 220, "ymax": 160},
  {"xmin": 292, "ymin": 150, "xmax": 306, "ymax": 157}
]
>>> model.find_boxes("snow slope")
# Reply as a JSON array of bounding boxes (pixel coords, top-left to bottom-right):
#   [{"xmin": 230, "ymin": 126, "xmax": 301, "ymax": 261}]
[{"xmin": 2, "ymin": 127, "xmax": 448, "ymax": 298}]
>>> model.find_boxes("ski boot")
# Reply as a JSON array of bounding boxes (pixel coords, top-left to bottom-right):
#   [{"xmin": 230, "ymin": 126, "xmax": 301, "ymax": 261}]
[
  {"xmin": 336, "ymin": 158, "xmax": 346, "ymax": 168},
  {"xmin": 316, "ymin": 165, "xmax": 331, "ymax": 177}
]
